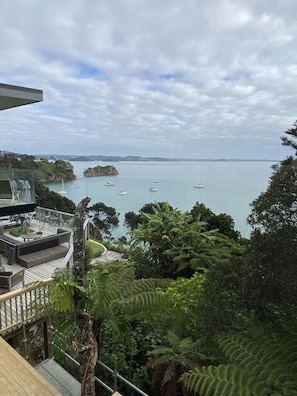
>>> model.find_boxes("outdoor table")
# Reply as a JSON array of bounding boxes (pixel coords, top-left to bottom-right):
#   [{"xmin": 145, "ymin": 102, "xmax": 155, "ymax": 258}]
[{"xmin": 23, "ymin": 233, "xmax": 43, "ymax": 242}]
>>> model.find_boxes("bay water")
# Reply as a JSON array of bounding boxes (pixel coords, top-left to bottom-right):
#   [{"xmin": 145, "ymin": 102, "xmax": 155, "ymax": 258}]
[{"xmin": 45, "ymin": 161, "xmax": 276, "ymax": 239}]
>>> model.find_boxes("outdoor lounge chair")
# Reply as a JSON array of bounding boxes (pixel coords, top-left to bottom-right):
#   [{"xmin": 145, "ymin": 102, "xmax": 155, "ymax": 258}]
[
  {"xmin": 0, "ymin": 179, "xmax": 19, "ymax": 205},
  {"xmin": 0, "ymin": 268, "xmax": 25, "ymax": 292}
]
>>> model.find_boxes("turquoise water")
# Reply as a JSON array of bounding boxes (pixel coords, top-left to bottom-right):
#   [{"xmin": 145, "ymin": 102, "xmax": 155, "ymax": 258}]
[{"xmin": 45, "ymin": 161, "xmax": 276, "ymax": 238}]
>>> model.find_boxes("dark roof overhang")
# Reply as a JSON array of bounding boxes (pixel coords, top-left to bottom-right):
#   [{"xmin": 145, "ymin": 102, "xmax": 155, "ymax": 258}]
[{"xmin": 0, "ymin": 83, "xmax": 43, "ymax": 111}]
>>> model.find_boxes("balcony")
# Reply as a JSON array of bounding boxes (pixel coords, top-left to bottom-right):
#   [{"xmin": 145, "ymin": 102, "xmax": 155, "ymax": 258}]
[
  {"xmin": 0, "ymin": 207, "xmax": 74, "ymax": 292},
  {"xmin": 0, "ymin": 168, "xmax": 36, "ymax": 217}
]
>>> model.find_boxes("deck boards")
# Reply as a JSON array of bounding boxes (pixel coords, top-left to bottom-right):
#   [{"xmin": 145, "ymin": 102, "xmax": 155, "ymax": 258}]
[{"xmin": 0, "ymin": 337, "xmax": 62, "ymax": 395}]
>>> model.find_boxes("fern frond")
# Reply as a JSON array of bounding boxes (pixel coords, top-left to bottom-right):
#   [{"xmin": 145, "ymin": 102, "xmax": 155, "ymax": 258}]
[
  {"xmin": 218, "ymin": 331, "xmax": 297, "ymax": 392},
  {"xmin": 163, "ymin": 361, "xmax": 177, "ymax": 384},
  {"xmin": 118, "ymin": 290, "xmax": 166, "ymax": 315},
  {"xmin": 117, "ymin": 278, "xmax": 169, "ymax": 300},
  {"xmin": 181, "ymin": 365, "xmax": 272, "ymax": 396},
  {"xmin": 87, "ymin": 271, "xmax": 115, "ymax": 315},
  {"xmin": 110, "ymin": 265, "xmax": 135, "ymax": 285}
]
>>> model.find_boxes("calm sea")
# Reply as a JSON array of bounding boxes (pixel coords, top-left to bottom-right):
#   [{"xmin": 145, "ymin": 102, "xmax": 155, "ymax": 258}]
[{"xmin": 45, "ymin": 161, "xmax": 276, "ymax": 239}]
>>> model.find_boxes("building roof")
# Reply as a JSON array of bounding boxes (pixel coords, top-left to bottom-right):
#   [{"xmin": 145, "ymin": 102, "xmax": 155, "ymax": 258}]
[{"xmin": 0, "ymin": 83, "xmax": 43, "ymax": 111}]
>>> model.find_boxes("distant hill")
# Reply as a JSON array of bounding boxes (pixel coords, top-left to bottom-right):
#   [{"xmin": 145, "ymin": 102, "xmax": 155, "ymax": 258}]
[{"xmin": 34, "ymin": 154, "xmax": 277, "ymax": 162}]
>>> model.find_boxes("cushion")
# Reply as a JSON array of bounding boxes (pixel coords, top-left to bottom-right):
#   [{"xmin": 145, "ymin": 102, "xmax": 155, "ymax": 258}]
[{"xmin": 0, "ymin": 271, "xmax": 13, "ymax": 276}]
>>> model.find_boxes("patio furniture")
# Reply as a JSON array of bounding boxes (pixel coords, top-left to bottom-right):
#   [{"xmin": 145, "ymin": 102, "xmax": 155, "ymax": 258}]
[
  {"xmin": 57, "ymin": 228, "xmax": 71, "ymax": 247},
  {"xmin": 23, "ymin": 232, "xmax": 43, "ymax": 242},
  {"xmin": 0, "ymin": 179, "xmax": 20, "ymax": 205},
  {"xmin": 16, "ymin": 230, "xmax": 71, "ymax": 268},
  {"xmin": 0, "ymin": 225, "xmax": 20, "ymax": 264},
  {"xmin": 0, "ymin": 268, "xmax": 25, "ymax": 292}
]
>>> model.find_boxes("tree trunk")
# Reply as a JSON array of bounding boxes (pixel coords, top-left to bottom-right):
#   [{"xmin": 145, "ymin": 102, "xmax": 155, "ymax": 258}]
[
  {"xmin": 77, "ymin": 311, "xmax": 98, "ymax": 396},
  {"xmin": 73, "ymin": 196, "xmax": 91, "ymax": 282},
  {"xmin": 72, "ymin": 197, "xmax": 95, "ymax": 395}
]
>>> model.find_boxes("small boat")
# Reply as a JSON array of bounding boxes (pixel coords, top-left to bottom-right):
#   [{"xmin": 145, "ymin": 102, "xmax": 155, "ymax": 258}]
[
  {"xmin": 149, "ymin": 187, "xmax": 158, "ymax": 192},
  {"xmin": 70, "ymin": 184, "xmax": 79, "ymax": 188},
  {"xmin": 153, "ymin": 180, "xmax": 159, "ymax": 183},
  {"xmin": 193, "ymin": 183, "xmax": 204, "ymax": 189},
  {"xmin": 118, "ymin": 190, "xmax": 127, "ymax": 195},
  {"xmin": 104, "ymin": 180, "xmax": 115, "ymax": 186},
  {"xmin": 58, "ymin": 180, "xmax": 67, "ymax": 194},
  {"xmin": 194, "ymin": 173, "xmax": 204, "ymax": 189}
]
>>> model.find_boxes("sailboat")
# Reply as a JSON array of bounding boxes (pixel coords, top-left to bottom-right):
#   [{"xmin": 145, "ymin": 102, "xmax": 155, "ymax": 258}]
[
  {"xmin": 58, "ymin": 179, "xmax": 67, "ymax": 194},
  {"xmin": 104, "ymin": 180, "xmax": 115, "ymax": 186},
  {"xmin": 193, "ymin": 183, "xmax": 204, "ymax": 189},
  {"xmin": 193, "ymin": 174, "xmax": 204, "ymax": 189}
]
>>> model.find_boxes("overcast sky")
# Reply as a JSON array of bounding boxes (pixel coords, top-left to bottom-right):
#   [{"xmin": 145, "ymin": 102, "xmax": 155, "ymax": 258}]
[{"xmin": 0, "ymin": 0, "xmax": 296, "ymax": 159}]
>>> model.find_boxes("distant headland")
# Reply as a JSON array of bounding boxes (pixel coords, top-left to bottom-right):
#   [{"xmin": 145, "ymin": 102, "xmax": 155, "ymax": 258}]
[{"xmin": 34, "ymin": 154, "xmax": 278, "ymax": 162}]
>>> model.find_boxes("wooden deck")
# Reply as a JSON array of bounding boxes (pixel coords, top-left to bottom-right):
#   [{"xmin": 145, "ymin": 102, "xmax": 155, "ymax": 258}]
[
  {"xmin": 0, "ymin": 223, "xmax": 73, "ymax": 334},
  {"xmin": 0, "ymin": 246, "xmax": 73, "ymax": 336},
  {"xmin": 0, "ymin": 337, "xmax": 62, "ymax": 395},
  {"xmin": 0, "ymin": 253, "xmax": 72, "ymax": 293},
  {"xmin": 0, "ymin": 225, "xmax": 78, "ymax": 395},
  {"xmin": 0, "ymin": 218, "xmax": 73, "ymax": 293}
]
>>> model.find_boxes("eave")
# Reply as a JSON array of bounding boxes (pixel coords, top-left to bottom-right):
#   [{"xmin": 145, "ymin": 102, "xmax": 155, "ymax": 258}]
[{"xmin": 0, "ymin": 83, "xmax": 43, "ymax": 111}]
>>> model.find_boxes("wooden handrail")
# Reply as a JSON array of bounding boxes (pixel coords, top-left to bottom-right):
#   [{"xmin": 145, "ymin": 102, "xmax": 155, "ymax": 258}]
[
  {"xmin": 0, "ymin": 278, "xmax": 53, "ymax": 303},
  {"xmin": 0, "ymin": 279, "xmax": 53, "ymax": 335}
]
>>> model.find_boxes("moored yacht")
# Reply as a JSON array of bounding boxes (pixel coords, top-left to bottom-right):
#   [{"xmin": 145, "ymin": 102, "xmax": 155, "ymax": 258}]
[{"xmin": 104, "ymin": 180, "xmax": 115, "ymax": 186}]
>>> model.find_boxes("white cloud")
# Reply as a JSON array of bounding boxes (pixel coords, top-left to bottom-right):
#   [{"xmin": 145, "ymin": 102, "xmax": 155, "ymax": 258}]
[{"xmin": 0, "ymin": 0, "xmax": 296, "ymax": 159}]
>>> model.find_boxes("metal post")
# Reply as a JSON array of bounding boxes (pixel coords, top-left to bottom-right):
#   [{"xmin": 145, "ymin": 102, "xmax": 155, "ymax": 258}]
[
  {"xmin": 20, "ymin": 293, "xmax": 28, "ymax": 359},
  {"xmin": 43, "ymin": 319, "xmax": 51, "ymax": 359},
  {"xmin": 113, "ymin": 361, "xmax": 118, "ymax": 391}
]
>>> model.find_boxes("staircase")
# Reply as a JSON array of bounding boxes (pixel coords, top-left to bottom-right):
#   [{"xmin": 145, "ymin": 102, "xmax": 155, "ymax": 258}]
[{"xmin": 36, "ymin": 358, "xmax": 81, "ymax": 396}]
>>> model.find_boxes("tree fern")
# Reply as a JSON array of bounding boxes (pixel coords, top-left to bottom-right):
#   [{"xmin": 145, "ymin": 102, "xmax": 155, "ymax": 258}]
[
  {"xmin": 181, "ymin": 324, "xmax": 297, "ymax": 395},
  {"xmin": 144, "ymin": 331, "xmax": 205, "ymax": 395},
  {"xmin": 183, "ymin": 365, "xmax": 274, "ymax": 396},
  {"xmin": 219, "ymin": 331, "xmax": 297, "ymax": 386}
]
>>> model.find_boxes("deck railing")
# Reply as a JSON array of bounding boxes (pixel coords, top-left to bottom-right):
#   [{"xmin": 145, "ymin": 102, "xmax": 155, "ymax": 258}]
[
  {"xmin": 0, "ymin": 211, "xmax": 86, "ymax": 337},
  {"xmin": 0, "ymin": 279, "xmax": 53, "ymax": 336},
  {"xmin": 35, "ymin": 206, "xmax": 74, "ymax": 229}
]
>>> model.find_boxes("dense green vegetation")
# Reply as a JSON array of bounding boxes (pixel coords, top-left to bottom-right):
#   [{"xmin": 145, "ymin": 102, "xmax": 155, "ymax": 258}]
[{"xmin": 86, "ymin": 202, "xmax": 120, "ymax": 240}]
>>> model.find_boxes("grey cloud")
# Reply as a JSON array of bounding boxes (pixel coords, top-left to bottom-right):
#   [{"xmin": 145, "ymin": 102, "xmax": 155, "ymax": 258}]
[{"xmin": 0, "ymin": 0, "xmax": 295, "ymax": 159}]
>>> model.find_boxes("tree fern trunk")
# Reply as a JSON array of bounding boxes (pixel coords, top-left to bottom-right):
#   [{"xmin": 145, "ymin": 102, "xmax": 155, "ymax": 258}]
[
  {"xmin": 73, "ymin": 196, "xmax": 91, "ymax": 283},
  {"xmin": 77, "ymin": 311, "xmax": 98, "ymax": 396}
]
